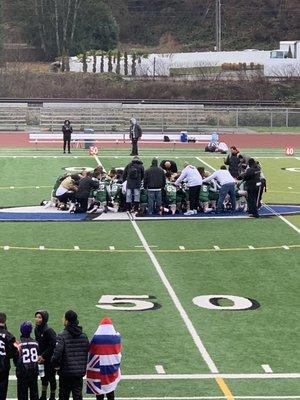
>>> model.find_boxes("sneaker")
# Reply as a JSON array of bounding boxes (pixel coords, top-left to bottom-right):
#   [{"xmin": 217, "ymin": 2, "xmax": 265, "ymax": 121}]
[{"xmin": 184, "ymin": 210, "xmax": 195, "ymax": 216}]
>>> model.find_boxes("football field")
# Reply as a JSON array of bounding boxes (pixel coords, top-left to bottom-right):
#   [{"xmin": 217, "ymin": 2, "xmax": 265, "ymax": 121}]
[{"xmin": 0, "ymin": 147, "xmax": 299, "ymax": 399}]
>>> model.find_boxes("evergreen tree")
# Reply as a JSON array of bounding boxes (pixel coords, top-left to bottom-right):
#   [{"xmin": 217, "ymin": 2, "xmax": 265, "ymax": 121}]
[
  {"xmin": 132, "ymin": 52, "xmax": 136, "ymax": 76},
  {"xmin": 0, "ymin": 1, "xmax": 3, "ymax": 65},
  {"xmin": 116, "ymin": 50, "xmax": 121, "ymax": 74},
  {"xmin": 100, "ymin": 51, "xmax": 105, "ymax": 73},
  {"xmin": 108, "ymin": 50, "xmax": 113, "ymax": 72},
  {"xmin": 124, "ymin": 51, "xmax": 128, "ymax": 76}
]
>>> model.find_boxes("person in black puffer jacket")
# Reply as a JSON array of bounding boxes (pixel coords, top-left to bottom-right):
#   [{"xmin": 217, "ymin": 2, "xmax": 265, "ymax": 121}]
[
  {"xmin": 34, "ymin": 310, "xmax": 57, "ymax": 400},
  {"xmin": 123, "ymin": 156, "xmax": 144, "ymax": 211},
  {"xmin": 51, "ymin": 310, "xmax": 89, "ymax": 400}
]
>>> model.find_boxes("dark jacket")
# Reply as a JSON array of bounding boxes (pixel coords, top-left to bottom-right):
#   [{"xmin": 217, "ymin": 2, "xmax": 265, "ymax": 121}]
[
  {"xmin": 51, "ymin": 324, "xmax": 89, "ymax": 377},
  {"xmin": 34, "ymin": 310, "xmax": 56, "ymax": 363},
  {"xmin": 144, "ymin": 161, "xmax": 166, "ymax": 189},
  {"xmin": 76, "ymin": 176, "xmax": 99, "ymax": 200},
  {"xmin": 62, "ymin": 124, "xmax": 73, "ymax": 138},
  {"xmin": 160, "ymin": 160, "xmax": 178, "ymax": 173},
  {"xmin": 0, "ymin": 325, "xmax": 17, "ymax": 373},
  {"xmin": 129, "ymin": 124, "xmax": 142, "ymax": 141},
  {"xmin": 224, "ymin": 154, "xmax": 240, "ymax": 178},
  {"xmin": 123, "ymin": 159, "xmax": 144, "ymax": 190},
  {"xmin": 243, "ymin": 164, "xmax": 261, "ymax": 190}
]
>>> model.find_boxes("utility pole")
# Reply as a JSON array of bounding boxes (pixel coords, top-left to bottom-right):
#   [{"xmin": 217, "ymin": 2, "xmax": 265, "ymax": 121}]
[{"xmin": 215, "ymin": 0, "xmax": 221, "ymax": 51}]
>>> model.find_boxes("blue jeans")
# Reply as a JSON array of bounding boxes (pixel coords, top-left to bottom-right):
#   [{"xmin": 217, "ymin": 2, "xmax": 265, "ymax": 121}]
[
  {"xmin": 147, "ymin": 190, "xmax": 162, "ymax": 214},
  {"xmin": 217, "ymin": 183, "xmax": 236, "ymax": 211},
  {"xmin": 126, "ymin": 188, "xmax": 140, "ymax": 203}
]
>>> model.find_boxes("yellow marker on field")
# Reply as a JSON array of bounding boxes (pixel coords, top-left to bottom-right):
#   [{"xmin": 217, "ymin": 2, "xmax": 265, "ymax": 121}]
[{"xmin": 215, "ymin": 376, "xmax": 234, "ymax": 400}]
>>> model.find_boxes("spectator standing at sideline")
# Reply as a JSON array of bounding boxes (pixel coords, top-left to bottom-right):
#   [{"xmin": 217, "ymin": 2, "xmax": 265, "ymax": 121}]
[
  {"xmin": 224, "ymin": 146, "xmax": 240, "ymax": 178},
  {"xmin": 15, "ymin": 321, "xmax": 39, "ymax": 400},
  {"xmin": 62, "ymin": 120, "xmax": 73, "ymax": 154},
  {"xmin": 144, "ymin": 158, "xmax": 166, "ymax": 214},
  {"xmin": 174, "ymin": 163, "xmax": 202, "ymax": 215},
  {"xmin": 0, "ymin": 312, "xmax": 18, "ymax": 400},
  {"xmin": 86, "ymin": 317, "xmax": 122, "ymax": 400},
  {"xmin": 51, "ymin": 310, "xmax": 89, "ymax": 400},
  {"xmin": 202, "ymin": 165, "xmax": 236, "ymax": 212},
  {"xmin": 34, "ymin": 310, "xmax": 57, "ymax": 400},
  {"xmin": 123, "ymin": 156, "xmax": 144, "ymax": 211},
  {"xmin": 129, "ymin": 118, "xmax": 142, "ymax": 156}
]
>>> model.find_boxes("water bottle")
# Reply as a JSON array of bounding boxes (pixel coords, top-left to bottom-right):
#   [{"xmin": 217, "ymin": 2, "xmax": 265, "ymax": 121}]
[{"xmin": 38, "ymin": 363, "xmax": 45, "ymax": 377}]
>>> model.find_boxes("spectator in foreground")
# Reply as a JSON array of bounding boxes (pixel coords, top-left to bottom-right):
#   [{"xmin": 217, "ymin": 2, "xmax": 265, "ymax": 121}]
[
  {"xmin": 86, "ymin": 317, "xmax": 122, "ymax": 400},
  {"xmin": 15, "ymin": 321, "xmax": 39, "ymax": 400},
  {"xmin": 0, "ymin": 312, "xmax": 17, "ymax": 400},
  {"xmin": 144, "ymin": 158, "xmax": 166, "ymax": 214},
  {"xmin": 34, "ymin": 310, "xmax": 57, "ymax": 400},
  {"xmin": 202, "ymin": 165, "xmax": 236, "ymax": 212},
  {"xmin": 52, "ymin": 310, "xmax": 89, "ymax": 400}
]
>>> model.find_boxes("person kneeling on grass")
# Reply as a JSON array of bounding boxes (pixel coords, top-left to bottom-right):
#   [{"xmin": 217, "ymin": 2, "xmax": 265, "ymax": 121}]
[{"xmin": 86, "ymin": 318, "xmax": 122, "ymax": 400}]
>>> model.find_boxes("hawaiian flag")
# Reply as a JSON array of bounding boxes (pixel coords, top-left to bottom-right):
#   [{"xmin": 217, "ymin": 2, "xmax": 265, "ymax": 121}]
[{"xmin": 86, "ymin": 317, "xmax": 122, "ymax": 395}]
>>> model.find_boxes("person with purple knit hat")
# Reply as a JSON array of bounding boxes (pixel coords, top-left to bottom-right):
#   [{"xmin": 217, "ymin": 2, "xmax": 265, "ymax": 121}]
[{"xmin": 15, "ymin": 321, "xmax": 39, "ymax": 400}]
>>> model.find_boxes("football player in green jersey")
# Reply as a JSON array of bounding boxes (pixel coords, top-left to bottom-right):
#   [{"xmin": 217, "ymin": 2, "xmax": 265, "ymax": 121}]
[{"xmin": 164, "ymin": 172, "xmax": 177, "ymax": 214}]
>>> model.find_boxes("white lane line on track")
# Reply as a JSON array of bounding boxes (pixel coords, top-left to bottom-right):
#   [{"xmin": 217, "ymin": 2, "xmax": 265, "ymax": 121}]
[
  {"xmin": 195, "ymin": 157, "xmax": 216, "ymax": 171},
  {"xmin": 261, "ymin": 364, "xmax": 273, "ymax": 373},
  {"xmin": 130, "ymin": 219, "xmax": 219, "ymax": 374},
  {"xmin": 7, "ymin": 372, "xmax": 300, "ymax": 380},
  {"xmin": 263, "ymin": 203, "xmax": 300, "ymax": 235}
]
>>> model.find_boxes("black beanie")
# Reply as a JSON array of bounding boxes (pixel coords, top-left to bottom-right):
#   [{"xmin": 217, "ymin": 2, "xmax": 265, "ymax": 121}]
[{"xmin": 65, "ymin": 310, "xmax": 78, "ymax": 324}]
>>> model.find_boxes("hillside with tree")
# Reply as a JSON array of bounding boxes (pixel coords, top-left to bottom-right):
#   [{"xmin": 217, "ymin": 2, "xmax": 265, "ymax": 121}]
[{"xmin": 1, "ymin": 0, "xmax": 300, "ymax": 62}]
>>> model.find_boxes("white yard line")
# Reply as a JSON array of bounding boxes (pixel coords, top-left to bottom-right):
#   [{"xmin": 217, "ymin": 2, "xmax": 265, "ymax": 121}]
[
  {"xmin": 195, "ymin": 157, "xmax": 216, "ymax": 171},
  {"xmin": 130, "ymin": 219, "xmax": 219, "ymax": 373},
  {"xmin": 7, "ymin": 372, "xmax": 300, "ymax": 380},
  {"xmin": 262, "ymin": 203, "xmax": 300, "ymax": 235}
]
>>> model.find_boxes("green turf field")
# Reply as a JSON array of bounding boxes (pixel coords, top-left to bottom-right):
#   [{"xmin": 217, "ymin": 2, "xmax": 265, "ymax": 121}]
[{"xmin": 0, "ymin": 147, "xmax": 299, "ymax": 399}]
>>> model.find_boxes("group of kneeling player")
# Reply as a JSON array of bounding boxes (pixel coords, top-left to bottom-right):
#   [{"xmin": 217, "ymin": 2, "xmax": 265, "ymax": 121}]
[{"xmin": 47, "ymin": 155, "xmax": 265, "ymax": 217}]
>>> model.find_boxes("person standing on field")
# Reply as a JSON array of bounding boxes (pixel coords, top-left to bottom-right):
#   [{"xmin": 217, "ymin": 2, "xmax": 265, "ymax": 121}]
[
  {"xmin": 0, "ymin": 312, "xmax": 18, "ymax": 400},
  {"xmin": 52, "ymin": 310, "xmax": 89, "ymax": 400},
  {"xmin": 34, "ymin": 310, "xmax": 57, "ymax": 400},
  {"xmin": 62, "ymin": 120, "xmax": 73, "ymax": 154},
  {"xmin": 129, "ymin": 118, "xmax": 142, "ymax": 156},
  {"xmin": 15, "ymin": 321, "xmax": 39, "ymax": 400}
]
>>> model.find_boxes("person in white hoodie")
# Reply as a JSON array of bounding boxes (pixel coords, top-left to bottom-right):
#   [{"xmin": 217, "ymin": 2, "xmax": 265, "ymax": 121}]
[{"xmin": 174, "ymin": 162, "xmax": 202, "ymax": 215}]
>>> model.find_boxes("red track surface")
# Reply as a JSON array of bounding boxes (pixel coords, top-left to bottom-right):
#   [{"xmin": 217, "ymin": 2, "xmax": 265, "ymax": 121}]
[{"xmin": 0, "ymin": 132, "xmax": 299, "ymax": 149}]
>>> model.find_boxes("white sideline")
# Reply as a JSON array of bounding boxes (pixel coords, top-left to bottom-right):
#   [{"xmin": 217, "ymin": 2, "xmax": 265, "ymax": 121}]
[
  {"xmin": 263, "ymin": 203, "xmax": 300, "ymax": 235},
  {"xmin": 195, "ymin": 157, "xmax": 216, "ymax": 171},
  {"xmin": 130, "ymin": 218, "xmax": 219, "ymax": 373},
  {"xmin": 8, "ymin": 372, "xmax": 300, "ymax": 380}
]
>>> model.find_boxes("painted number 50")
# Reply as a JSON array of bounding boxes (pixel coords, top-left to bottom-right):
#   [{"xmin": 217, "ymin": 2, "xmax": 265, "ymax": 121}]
[{"xmin": 96, "ymin": 295, "xmax": 160, "ymax": 311}]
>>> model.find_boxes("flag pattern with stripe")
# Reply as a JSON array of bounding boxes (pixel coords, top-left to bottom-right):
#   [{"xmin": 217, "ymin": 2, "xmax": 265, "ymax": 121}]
[{"xmin": 86, "ymin": 318, "xmax": 122, "ymax": 395}]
